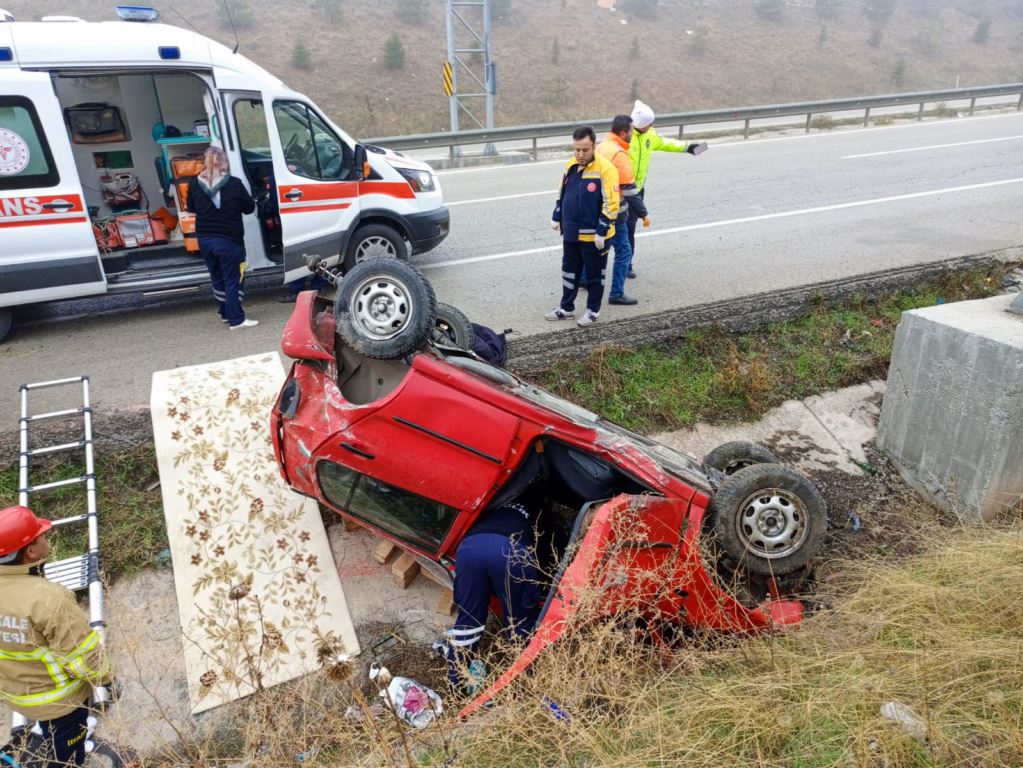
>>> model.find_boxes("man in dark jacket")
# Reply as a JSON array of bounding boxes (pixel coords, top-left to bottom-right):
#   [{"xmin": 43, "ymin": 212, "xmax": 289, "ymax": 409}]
[
  {"xmin": 187, "ymin": 146, "xmax": 258, "ymax": 329},
  {"xmin": 440, "ymin": 499, "xmax": 545, "ymax": 691},
  {"xmin": 545, "ymin": 126, "xmax": 620, "ymax": 328}
]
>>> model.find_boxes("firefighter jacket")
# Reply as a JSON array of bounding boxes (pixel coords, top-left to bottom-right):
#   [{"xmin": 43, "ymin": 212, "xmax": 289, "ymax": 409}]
[
  {"xmin": 598, "ymin": 133, "xmax": 648, "ymax": 222},
  {"xmin": 552, "ymin": 153, "xmax": 619, "ymax": 243},
  {"xmin": 629, "ymin": 126, "xmax": 696, "ymax": 191},
  {"xmin": 0, "ymin": 561, "xmax": 112, "ymax": 721}
]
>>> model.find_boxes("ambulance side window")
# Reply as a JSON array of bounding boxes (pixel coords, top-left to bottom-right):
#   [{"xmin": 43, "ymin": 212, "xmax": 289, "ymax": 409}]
[
  {"xmin": 0, "ymin": 97, "xmax": 59, "ymax": 191},
  {"xmin": 272, "ymin": 101, "xmax": 350, "ymax": 181}
]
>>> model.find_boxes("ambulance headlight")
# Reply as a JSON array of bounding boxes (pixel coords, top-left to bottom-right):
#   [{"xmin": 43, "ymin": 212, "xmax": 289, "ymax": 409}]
[{"xmin": 396, "ymin": 167, "xmax": 435, "ymax": 193}]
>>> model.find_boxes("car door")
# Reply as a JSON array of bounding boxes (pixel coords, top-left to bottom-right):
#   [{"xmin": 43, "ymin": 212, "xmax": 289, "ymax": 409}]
[
  {"xmin": 263, "ymin": 94, "xmax": 360, "ymax": 282},
  {"xmin": 0, "ymin": 71, "xmax": 105, "ymax": 309}
]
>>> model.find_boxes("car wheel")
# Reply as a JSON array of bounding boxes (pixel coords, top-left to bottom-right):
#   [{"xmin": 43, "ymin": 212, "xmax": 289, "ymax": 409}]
[
  {"xmin": 335, "ymin": 258, "xmax": 436, "ymax": 359},
  {"xmin": 343, "ymin": 223, "xmax": 408, "ymax": 272},
  {"xmin": 0, "ymin": 308, "xmax": 11, "ymax": 343},
  {"xmin": 703, "ymin": 440, "xmax": 779, "ymax": 476},
  {"xmin": 432, "ymin": 302, "xmax": 474, "ymax": 349},
  {"xmin": 709, "ymin": 463, "xmax": 826, "ymax": 577}
]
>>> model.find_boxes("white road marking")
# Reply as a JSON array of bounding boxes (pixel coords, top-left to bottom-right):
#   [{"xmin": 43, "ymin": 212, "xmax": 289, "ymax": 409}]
[
  {"xmin": 447, "ymin": 190, "xmax": 553, "ymax": 206},
  {"xmin": 424, "ymin": 175, "xmax": 1023, "ymax": 270},
  {"xmin": 843, "ymin": 134, "xmax": 1023, "ymax": 159}
]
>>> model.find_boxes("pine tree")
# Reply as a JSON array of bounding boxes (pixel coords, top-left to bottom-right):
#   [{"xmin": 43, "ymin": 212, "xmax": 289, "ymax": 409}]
[
  {"xmin": 383, "ymin": 32, "xmax": 405, "ymax": 70},
  {"xmin": 291, "ymin": 40, "xmax": 312, "ymax": 70}
]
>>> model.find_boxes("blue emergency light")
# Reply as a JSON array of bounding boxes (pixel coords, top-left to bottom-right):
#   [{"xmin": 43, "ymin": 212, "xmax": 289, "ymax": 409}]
[
  {"xmin": 115, "ymin": 5, "xmax": 160, "ymax": 22},
  {"xmin": 158, "ymin": 47, "xmax": 180, "ymax": 60},
  {"xmin": 0, "ymin": 48, "xmax": 12, "ymax": 62}
]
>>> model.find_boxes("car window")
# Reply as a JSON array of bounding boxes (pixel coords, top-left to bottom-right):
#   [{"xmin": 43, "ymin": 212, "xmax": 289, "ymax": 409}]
[
  {"xmin": 0, "ymin": 96, "xmax": 59, "ymax": 190},
  {"xmin": 317, "ymin": 461, "xmax": 459, "ymax": 553},
  {"xmin": 272, "ymin": 100, "xmax": 348, "ymax": 180}
]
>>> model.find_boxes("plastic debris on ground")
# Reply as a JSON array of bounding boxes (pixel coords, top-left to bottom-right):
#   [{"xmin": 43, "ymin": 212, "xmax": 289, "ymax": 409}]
[{"xmin": 370, "ymin": 663, "xmax": 443, "ymax": 729}]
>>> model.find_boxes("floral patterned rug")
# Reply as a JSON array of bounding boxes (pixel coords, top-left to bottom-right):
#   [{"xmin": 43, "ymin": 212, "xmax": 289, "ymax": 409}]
[{"xmin": 151, "ymin": 353, "xmax": 360, "ymax": 714}]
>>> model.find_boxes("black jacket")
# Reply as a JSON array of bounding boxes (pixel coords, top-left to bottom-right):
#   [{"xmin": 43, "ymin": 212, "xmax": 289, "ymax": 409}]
[{"xmin": 186, "ymin": 176, "xmax": 255, "ymax": 245}]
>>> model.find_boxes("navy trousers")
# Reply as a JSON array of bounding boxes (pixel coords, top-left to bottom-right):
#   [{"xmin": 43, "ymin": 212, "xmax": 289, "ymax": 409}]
[
  {"xmin": 559, "ymin": 240, "xmax": 608, "ymax": 315},
  {"xmin": 20, "ymin": 703, "xmax": 89, "ymax": 768},
  {"xmin": 446, "ymin": 533, "xmax": 541, "ymax": 688},
  {"xmin": 199, "ymin": 235, "xmax": 247, "ymax": 326}
]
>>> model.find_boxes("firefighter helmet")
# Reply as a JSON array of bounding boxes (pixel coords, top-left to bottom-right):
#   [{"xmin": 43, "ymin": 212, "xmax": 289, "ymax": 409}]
[{"xmin": 0, "ymin": 506, "xmax": 52, "ymax": 559}]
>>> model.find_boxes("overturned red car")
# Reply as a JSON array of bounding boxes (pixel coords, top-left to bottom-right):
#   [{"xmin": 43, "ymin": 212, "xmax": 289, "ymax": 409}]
[{"xmin": 271, "ymin": 259, "xmax": 827, "ymax": 713}]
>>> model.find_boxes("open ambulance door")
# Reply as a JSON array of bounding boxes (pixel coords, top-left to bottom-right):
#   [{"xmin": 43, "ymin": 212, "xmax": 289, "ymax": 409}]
[
  {"xmin": 260, "ymin": 91, "xmax": 362, "ymax": 283},
  {"xmin": 0, "ymin": 70, "xmax": 105, "ymax": 338}
]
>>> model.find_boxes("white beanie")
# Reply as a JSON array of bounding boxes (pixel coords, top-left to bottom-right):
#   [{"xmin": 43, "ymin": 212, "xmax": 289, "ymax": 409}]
[{"xmin": 631, "ymin": 99, "xmax": 655, "ymax": 129}]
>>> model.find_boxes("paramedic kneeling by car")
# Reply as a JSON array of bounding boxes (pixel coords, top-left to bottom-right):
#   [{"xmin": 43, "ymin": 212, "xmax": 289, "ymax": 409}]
[
  {"xmin": 439, "ymin": 500, "xmax": 546, "ymax": 692},
  {"xmin": 0, "ymin": 506, "xmax": 115, "ymax": 768},
  {"xmin": 187, "ymin": 146, "xmax": 258, "ymax": 330}
]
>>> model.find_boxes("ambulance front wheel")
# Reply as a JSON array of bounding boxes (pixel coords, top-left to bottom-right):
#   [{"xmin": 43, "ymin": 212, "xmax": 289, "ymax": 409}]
[
  {"xmin": 343, "ymin": 224, "xmax": 408, "ymax": 273},
  {"xmin": 0, "ymin": 308, "xmax": 12, "ymax": 343}
]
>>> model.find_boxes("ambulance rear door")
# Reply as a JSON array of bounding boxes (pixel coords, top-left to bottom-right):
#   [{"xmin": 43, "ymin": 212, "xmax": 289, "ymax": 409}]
[{"xmin": 0, "ymin": 70, "xmax": 105, "ymax": 310}]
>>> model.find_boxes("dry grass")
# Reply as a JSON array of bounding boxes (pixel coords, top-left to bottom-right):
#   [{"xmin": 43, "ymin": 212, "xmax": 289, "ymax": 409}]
[{"xmin": 109, "ymin": 505, "xmax": 1023, "ymax": 768}]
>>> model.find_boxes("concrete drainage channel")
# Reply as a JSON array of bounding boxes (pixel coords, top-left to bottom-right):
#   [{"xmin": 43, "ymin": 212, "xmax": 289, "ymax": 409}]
[{"xmin": 506, "ymin": 249, "xmax": 1023, "ymax": 374}]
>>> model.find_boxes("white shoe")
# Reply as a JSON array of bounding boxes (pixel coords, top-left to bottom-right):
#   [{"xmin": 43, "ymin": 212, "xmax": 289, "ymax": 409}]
[
  {"xmin": 544, "ymin": 307, "xmax": 574, "ymax": 321},
  {"xmin": 229, "ymin": 319, "xmax": 259, "ymax": 330},
  {"xmin": 577, "ymin": 310, "xmax": 599, "ymax": 327}
]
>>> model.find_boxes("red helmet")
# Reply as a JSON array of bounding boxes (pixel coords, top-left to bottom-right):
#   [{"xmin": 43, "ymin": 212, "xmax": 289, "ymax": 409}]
[{"xmin": 0, "ymin": 506, "xmax": 52, "ymax": 559}]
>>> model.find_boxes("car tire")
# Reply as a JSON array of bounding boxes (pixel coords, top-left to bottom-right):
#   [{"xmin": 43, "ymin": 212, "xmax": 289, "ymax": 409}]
[
  {"xmin": 703, "ymin": 440, "xmax": 779, "ymax": 476},
  {"xmin": 343, "ymin": 223, "xmax": 408, "ymax": 272},
  {"xmin": 335, "ymin": 258, "xmax": 436, "ymax": 359},
  {"xmin": 0, "ymin": 308, "xmax": 11, "ymax": 343},
  {"xmin": 708, "ymin": 463, "xmax": 826, "ymax": 577},
  {"xmin": 432, "ymin": 302, "xmax": 474, "ymax": 349}
]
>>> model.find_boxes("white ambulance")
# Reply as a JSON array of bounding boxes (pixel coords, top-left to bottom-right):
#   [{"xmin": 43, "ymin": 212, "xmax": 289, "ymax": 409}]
[{"xmin": 0, "ymin": 6, "xmax": 449, "ymax": 341}]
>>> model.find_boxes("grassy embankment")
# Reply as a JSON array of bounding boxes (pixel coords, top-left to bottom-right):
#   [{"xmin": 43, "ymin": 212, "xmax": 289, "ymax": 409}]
[{"xmin": 535, "ymin": 266, "xmax": 1007, "ymax": 434}]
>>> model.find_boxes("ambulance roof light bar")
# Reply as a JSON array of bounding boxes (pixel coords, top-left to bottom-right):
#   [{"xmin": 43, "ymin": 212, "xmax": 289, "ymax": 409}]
[{"xmin": 115, "ymin": 5, "xmax": 160, "ymax": 22}]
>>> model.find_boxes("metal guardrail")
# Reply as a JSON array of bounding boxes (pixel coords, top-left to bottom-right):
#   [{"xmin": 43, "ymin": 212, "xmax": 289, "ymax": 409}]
[{"xmin": 367, "ymin": 83, "xmax": 1023, "ymax": 160}]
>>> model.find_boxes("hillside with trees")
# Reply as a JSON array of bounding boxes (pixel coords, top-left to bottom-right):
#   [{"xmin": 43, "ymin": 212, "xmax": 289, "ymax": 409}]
[{"xmin": 5, "ymin": 0, "xmax": 1022, "ymax": 137}]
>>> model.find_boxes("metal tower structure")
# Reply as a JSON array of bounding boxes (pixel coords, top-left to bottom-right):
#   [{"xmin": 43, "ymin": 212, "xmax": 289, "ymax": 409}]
[{"xmin": 445, "ymin": 0, "xmax": 496, "ymax": 153}]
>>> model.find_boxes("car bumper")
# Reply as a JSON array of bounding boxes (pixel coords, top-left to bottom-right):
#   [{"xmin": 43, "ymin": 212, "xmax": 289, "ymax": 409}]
[{"xmin": 406, "ymin": 207, "xmax": 450, "ymax": 254}]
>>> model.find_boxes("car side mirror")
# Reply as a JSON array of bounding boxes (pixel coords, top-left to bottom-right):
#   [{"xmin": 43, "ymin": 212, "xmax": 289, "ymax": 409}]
[{"xmin": 353, "ymin": 144, "xmax": 369, "ymax": 181}]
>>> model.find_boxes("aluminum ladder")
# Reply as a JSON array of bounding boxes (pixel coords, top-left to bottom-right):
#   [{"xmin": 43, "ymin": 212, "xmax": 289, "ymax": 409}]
[{"xmin": 11, "ymin": 375, "xmax": 105, "ymax": 734}]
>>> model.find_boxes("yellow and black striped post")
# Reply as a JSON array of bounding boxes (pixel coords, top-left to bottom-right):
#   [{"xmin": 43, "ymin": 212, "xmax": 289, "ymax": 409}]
[{"xmin": 442, "ymin": 60, "xmax": 454, "ymax": 97}]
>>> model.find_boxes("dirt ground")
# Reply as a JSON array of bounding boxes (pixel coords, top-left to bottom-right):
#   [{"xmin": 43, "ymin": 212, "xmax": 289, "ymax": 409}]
[{"xmin": 0, "ymin": 380, "xmax": 968, "ymax": 758}]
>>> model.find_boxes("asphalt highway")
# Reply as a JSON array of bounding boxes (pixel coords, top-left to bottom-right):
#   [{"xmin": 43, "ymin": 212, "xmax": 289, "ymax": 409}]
[{"xmin": 2, "ymin": 111, "xmax": 1021, "ymax": 414}]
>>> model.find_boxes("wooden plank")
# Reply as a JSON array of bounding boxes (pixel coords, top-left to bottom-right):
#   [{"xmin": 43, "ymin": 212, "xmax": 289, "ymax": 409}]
[
  {"xmin": 435, "ymin": 588, "xmax": 454, "ymax": 616},
  {"xmin": 391, "ymin": 553, "xmax": 420, "ymax": 589},
  {"xmin": 372, "ymin": 539, "xmax": 398, "ymax": 565}
]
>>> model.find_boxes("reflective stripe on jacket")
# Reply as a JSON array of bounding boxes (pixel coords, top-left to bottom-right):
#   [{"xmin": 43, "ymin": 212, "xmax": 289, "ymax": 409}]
[
  {"xmin": 599, "ymin": 133, "xmax": 647, "ymax": 221},
  {"xmin": 551, "ymin": 153, "xmax": 619, "ymax": 243},
  {"xmin": 0, "ymin": 562, "xmax": 112, "ymax": 721},
  {"xmin": 629, "ymin": 125, "xmax": 694, "ymax": 191}
]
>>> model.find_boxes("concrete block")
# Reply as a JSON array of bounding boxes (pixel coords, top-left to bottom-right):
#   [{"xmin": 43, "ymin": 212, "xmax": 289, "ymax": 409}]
[{"xmin": 877, "ymin": 294, "xmax": 1023, "ymax": 521}]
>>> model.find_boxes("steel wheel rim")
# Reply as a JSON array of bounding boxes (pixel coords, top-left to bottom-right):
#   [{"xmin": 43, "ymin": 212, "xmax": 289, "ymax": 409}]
[
  {"xmin": 734, "ymin": 486, "xmax": 808, "ymax": 560},
  {"xmin": 355, "ymin": 235, "xmax": 398, "ymax": 263},
  {"xmin": 350, "ymin": 273, "xmax": 413, "ymax": 340}
]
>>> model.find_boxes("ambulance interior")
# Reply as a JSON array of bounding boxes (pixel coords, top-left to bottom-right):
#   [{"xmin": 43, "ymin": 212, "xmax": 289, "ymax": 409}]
[{"xmin": 52, "ymin": 71, "xmax": 281, "ymax": 281}]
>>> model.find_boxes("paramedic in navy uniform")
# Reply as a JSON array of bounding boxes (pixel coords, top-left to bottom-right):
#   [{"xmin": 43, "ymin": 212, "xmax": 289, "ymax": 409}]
[
  {"xmin": 187, "ymin": 145, "xmax": 258, "ymax": 329},
  {"xmin": 439, "ymin": 499, "xmax": 545, "ymax": 691}
]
